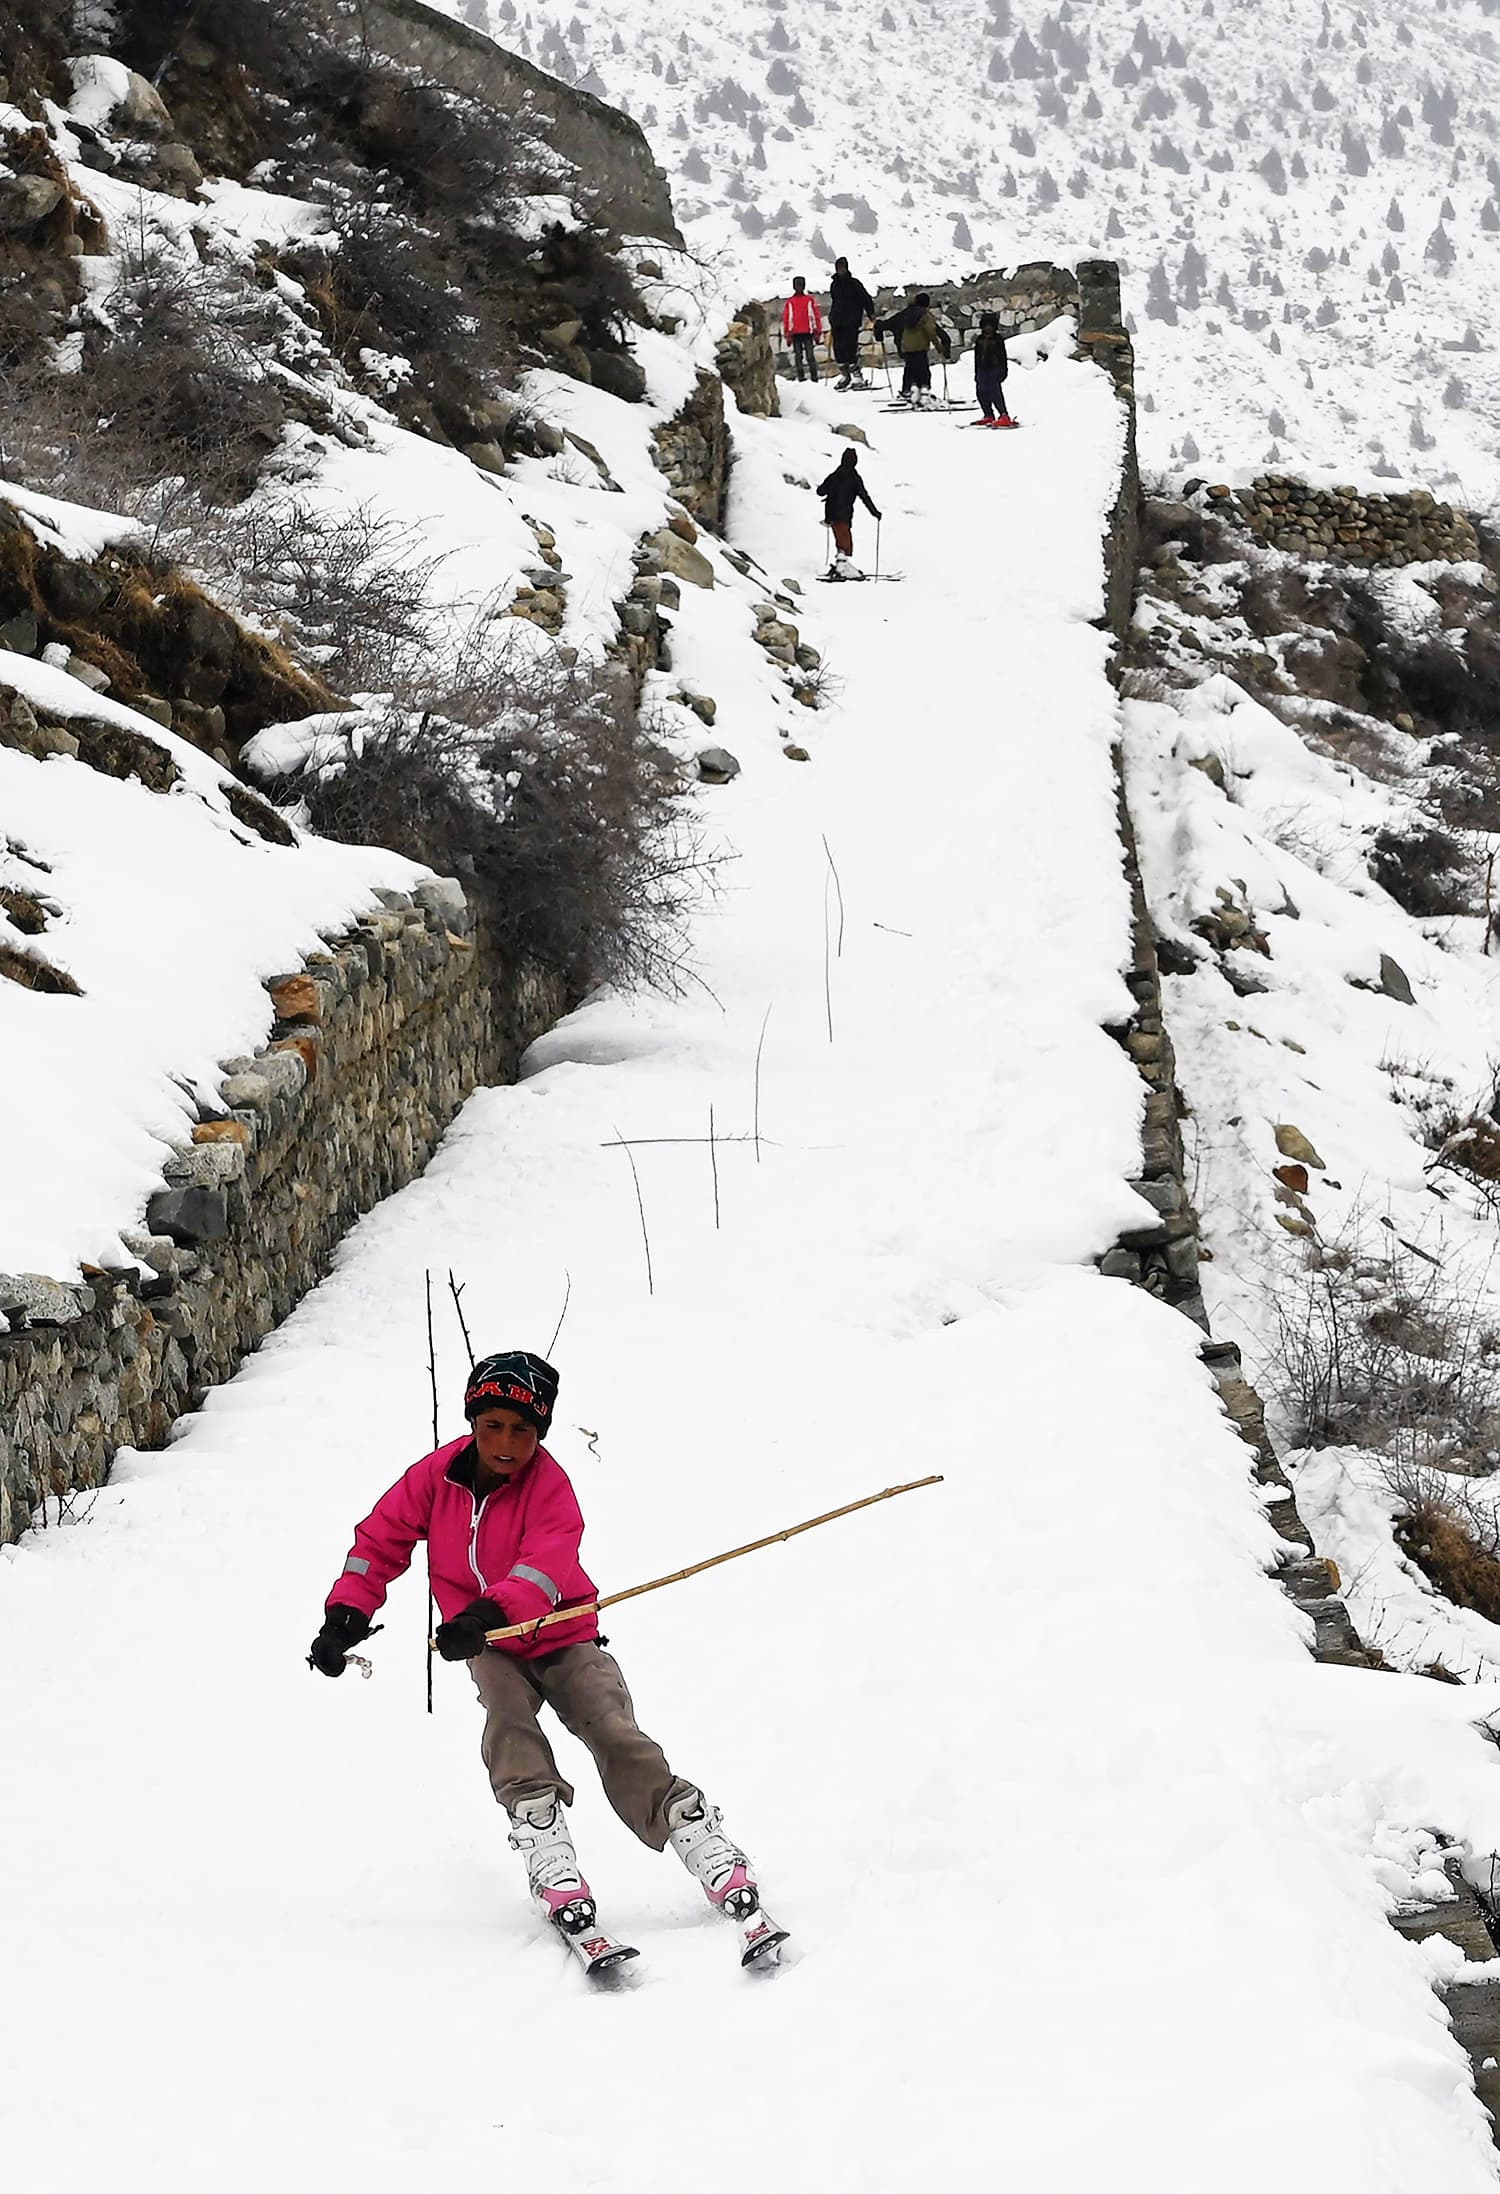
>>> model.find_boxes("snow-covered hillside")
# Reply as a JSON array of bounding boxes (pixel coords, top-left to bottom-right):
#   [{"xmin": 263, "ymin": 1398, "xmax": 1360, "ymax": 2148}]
[
  {"xmin": 461, "ymin": 0, "xmax": 1500, "ymax": 499},
  {"xmin": 10, "ymin": 347, "xmax": 1500, "ymax": 2194}
]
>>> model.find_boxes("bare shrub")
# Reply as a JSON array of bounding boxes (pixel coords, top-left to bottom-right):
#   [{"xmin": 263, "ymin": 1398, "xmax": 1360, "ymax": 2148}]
[
  {"xmin": 1369, "ymin": 819, "xmax": 1475, "ymax": 917},
  {"xmin": 200, "ymin": 498, "xmax": 452, "ymax": 698},
  {"xmin": 1, "ymin": 235, "xmax": 290, "ymax": 520},
  {"xmin": 1270, "ymin": 1230, "xmax": 1500, "ymax": 1472},
  {"xmin": 275, "ymin": 633, "xmax": 709, "ymax": 994}
]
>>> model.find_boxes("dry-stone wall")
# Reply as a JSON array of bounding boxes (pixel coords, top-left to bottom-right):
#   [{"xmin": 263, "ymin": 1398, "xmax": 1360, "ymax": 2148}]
[
  {"xmin": 652, "ymin": 370, "xmax": 730, "ymax": 531},
  {"xmin": 0, "ymin": 884, "xmax": 563, "ymax": 1542},
  {"xmin": 867, "ymin": 260, "xmax": 1080, "ymax": 342},
  {"xmin": 1192, "ymin": 476, "xmax": 1482, "ymax": 566},
  {"xmin": 313, "ymin": 0, "xmax": 680, "ymax": 244},
  {"xmin": 716, "ymin": 301, "xmax": 780, "ymax": 419},
  {"xmin": 1078, "ymin": 268, "xmax": 1369, "ymax": 1669}
]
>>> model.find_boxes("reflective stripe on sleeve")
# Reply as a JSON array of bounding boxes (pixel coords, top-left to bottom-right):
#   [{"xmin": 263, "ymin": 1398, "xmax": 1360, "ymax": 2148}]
[
  {"xmin": 508, "ymin": 1562, "xmax": 561, "ymax": 1606},
  {"xmin": 343, "ymin": 1555, "xmax": 371, "ymax": 1576}
]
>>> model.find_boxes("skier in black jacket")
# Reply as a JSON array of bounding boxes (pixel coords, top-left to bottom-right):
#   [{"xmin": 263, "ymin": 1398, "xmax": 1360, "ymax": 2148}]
[
  {"xmin": 817, "ymin": 447, "xmax": 881, "ymax": 578},
  {"xmin": 828, "ymin": 256, "xmax": 876, "ymax": 391},
  {"xmin": 973, "ymin": 312, "xmax": 1015, "ymax": 426}
]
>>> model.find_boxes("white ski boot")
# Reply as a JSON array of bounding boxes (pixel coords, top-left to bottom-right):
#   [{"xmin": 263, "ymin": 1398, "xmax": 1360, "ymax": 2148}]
[
  {"xmin": 666, "ymin": 1788, "xmax": 788, "ymax": 1967},
  {"xmin": 834, "ymin": 370, "xmax": 851, "ymax": 390},
  {"xmin": 507, "ymin": 1792, "xmax": 638, "ymax": 1975},
  {"xmin": 831, "ymin": 552, "xmax": 864, "ymax": 581}
]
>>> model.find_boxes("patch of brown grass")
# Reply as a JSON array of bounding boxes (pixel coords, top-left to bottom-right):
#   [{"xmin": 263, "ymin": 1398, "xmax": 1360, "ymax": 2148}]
[
  {"xmin": 0, "ymin": 938, "xmax": 78, "ymax": 993},
  {"xmin": 1397, "ymin": 1498, "xmax": 1500, "ymax": 1624},
  {"xmin": 0, "ymin": 883, "xmax": 47, "ymax": 934}
]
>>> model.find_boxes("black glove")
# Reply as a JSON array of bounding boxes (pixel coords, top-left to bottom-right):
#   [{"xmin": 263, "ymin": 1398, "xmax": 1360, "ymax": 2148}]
[
  {"xmin": 307, "ymin": 1603, "xmax": 371, "ymax": 1677},
  {"xmin": 871, "ymin": 508, "xmax": 883, "ymax": 521},
  {"xmin": 434, "ymin": 1596, "xmax": 510, "ymax": 1662}
]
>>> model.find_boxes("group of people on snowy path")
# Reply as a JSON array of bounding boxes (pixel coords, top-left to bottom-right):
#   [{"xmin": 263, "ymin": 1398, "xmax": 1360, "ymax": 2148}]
[{"xmin": 781, "ymin": 262, "xmax": 1016, "ymax": 424}]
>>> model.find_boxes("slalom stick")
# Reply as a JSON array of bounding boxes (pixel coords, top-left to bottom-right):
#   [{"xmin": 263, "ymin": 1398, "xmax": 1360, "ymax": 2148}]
[{"xmin": 428, "ymin": 1475, "xmax": 945, "ymax": 1651}]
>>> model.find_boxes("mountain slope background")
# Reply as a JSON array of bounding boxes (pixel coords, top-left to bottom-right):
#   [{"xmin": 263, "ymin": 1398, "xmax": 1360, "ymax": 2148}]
[{"xmin": 461, "ymin": 0, "xmax": 1500, "ymax": 500}]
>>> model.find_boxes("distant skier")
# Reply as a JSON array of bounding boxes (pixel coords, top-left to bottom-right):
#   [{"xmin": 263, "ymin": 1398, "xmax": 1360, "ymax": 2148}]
[
  {"xmin": 973, "ymin": 311, "xmax": 1015, "ymax": 427},
  {"xmin": 308, "ymin": 1351, "xmax": 782, "ymax": 1971},
  {"xmin": 818, "ymin": 446, "xmax": 882, "ymax": 577},
  {"xmin": 828, "ymin": 254, "xmax": 876, "ymax": 390},
  {"xmin": 781, "ymin": 274, "xmax": 824, "ymax": 381},
  {"xmin": 878, "ymin": 293, "xmax": 951, "ymax": 407}
]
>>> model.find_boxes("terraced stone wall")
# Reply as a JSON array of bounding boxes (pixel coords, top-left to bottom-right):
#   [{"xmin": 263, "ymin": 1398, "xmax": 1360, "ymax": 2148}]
[{"xmin": 0, "ymin": 883, "xmax": 563, "ymax": 1542}]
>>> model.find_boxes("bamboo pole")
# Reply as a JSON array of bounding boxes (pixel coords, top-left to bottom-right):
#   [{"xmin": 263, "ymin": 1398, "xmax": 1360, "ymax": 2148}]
[{"xmin": 429, "ymin": 1474, "xmax": 944, "ymax": 1650}]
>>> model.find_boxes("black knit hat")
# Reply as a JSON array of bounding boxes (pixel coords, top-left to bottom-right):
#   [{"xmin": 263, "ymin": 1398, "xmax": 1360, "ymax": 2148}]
[{"xmin": 464, "ymin": 1351, "xmax": 559, "ymax": 1434}]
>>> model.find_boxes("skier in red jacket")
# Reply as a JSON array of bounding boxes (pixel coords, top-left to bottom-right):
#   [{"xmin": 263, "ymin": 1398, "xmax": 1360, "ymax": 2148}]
[
  {"xmin": 781, "ymin": 274, "xmax": 824, "ymax": 381},
  {"xmin": 308, "ymin": 1351, "xmax": 781, "ymax": 1967}
]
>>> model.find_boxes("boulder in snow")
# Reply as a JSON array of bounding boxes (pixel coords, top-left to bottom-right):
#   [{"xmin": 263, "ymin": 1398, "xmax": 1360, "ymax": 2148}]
[
  {"xmin": 1273, "ymin": 1122, "xmax": 1325, "ymax": 1169},
  {"xmin": 696, "ymin": 747, "xmax": 740, "ymax": 784},
  {"xmin": 647, "ymin": 529, "xmax": 715, "ymax": 589}
]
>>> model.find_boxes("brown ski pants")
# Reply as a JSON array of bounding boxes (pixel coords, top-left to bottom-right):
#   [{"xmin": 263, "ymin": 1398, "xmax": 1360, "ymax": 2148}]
[{"xmin": 469, "ymin": 1642, "xmax": 693, "ymax": 1850}]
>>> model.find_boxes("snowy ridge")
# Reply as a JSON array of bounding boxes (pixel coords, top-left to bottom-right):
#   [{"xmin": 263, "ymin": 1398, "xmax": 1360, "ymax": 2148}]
[
  {"xmin": 1124, "ymin": 641, "xmax": 1500, "ymax": 1684},
  {"xmin": 454, "ymin": 0, "xmax": 1500, "ymax": 500}
]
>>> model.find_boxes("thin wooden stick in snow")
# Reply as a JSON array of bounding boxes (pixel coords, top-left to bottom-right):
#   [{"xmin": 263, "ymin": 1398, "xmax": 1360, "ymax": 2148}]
[
  {"xmin": 614, "ymin": 1124, "xmax": 654, "ymax": 1294},
  {"xmin": 547, "ymin": 1269, "xmax": 572, "ymax": 1356},
  {"xmin": 823, "ymin": 835, "xmax": 846, "ymax": 958},
  {"xmin": 447, "ymin": 1270, "xmax": 474, "ymax": 1364},
  {"xmin": 753, "ymin": 1003, "xmax": 772, "ymax": 1165},
  {"xmin": 423, "ymin": 1272, "xmax": 439, "ymax": 1716}
]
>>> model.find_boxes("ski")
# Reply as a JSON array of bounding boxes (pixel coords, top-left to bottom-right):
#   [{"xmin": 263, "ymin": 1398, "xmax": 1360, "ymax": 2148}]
[
  {"xmin": 732, "ymin": 1903, "xmax": 790, "ymax": 1969},
  {"xmin": 965, "ymin": 418, "xmax": 1022, "ymax": 430},
  {"xmin": 882, "ymin": 400, "xmax": 974, "ymax": 414},
  {"xmin": 817, "ymin": 570, "xmax": 904, "ymax": 583},
  {"xmin": 549, "ymin": 1896, "xmax": 640, "ymax": 1982},
  {"xmin": 713, "ymin": 1880, "xmax": 789, "ymax": 1969}
]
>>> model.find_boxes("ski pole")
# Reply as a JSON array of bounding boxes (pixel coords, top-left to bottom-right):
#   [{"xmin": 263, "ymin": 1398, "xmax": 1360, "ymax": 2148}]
[
  {"xmin": 432, "ymin": 1474, "xmax": 946, "ymax": 1651},
  {"xmin": 941, "ymin": 353, "xmax": 950, "ymax": 405},
  {"xmin": 875, "ymin": 516, "xmax": 882, "ymax": 578}
]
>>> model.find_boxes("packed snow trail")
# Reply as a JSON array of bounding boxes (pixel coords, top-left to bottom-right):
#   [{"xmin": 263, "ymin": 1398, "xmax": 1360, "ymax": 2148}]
[{"xmin": 5, "ymin": 348, "xmax": 1500, "ymax": 2194}]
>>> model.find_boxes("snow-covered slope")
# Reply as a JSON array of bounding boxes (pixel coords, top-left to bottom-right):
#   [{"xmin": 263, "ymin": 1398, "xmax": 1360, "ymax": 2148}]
[
  {"xmin": 458, "ymin": 0, "xmax": 1500, "ymax": 499},
  {"xmin": 7, "ymin": 341, "xmax": 1500, "ymax": 2194}
]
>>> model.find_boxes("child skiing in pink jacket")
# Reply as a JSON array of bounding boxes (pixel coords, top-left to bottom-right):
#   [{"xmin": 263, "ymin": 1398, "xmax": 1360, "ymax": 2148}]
[{"xmin": 309, "ymin": 1350, "xmax": 783, "ymax": 1972}]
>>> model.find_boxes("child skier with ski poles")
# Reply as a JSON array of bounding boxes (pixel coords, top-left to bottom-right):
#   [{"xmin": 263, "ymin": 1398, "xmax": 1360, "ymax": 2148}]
[
  {"xmin": 781, "ymin": 275, "xmax": 824, "ymax": 381},
  {"xmin": 973, "ymin": 312, "xmax": 1016, "ymax": 427},
  {"xmin": 307, "ymin": 1350, "xmax": 782, "ymax": 1973},
  {"xmin": 817, "ymin": 447, "xmax": 882, "ymax": 578},
  {"xmin": 828, "ymin": 255, "xmax": 876, "ymax": 390},
  {"xmin": 878, "ymin": 293, "xmax": 951, "ymax": 408}
]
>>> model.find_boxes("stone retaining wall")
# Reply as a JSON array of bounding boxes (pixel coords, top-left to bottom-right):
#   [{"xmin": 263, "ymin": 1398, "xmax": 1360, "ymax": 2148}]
[
  {"xmin": 1083, "ymin": 275, "xmax": 1370, "ymax": 1668},
  {"xmin": 1191, "ymin": 475, "xmax": 1482, "ymax": 567},
  {"xmin": 652, "ymin": 370, "xmax": 730, "ymax": 531},
  {"xmin": 322, "ymin": 0, "xmax": 681, "ymax": 244},
  {"xmin": 0, "ymin": 883, "xmax": 564, "ymax": 1542}
]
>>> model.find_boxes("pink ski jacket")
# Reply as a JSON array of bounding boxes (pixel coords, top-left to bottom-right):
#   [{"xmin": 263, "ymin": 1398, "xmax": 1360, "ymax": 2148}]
[{"xmin": 326, "ymin": 1436, "xmax": 600, "ymax": 1658}]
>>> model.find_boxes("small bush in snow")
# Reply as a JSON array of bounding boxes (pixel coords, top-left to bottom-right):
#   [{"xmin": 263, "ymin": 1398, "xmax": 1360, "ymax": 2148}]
[
  {"xmin": 268, "ymin": 634, "xmax": 709, "ymax": 996},
  {"xmin": 1271, "ymin": 1231, "xmax": 1500, "ymax": 1474}
]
